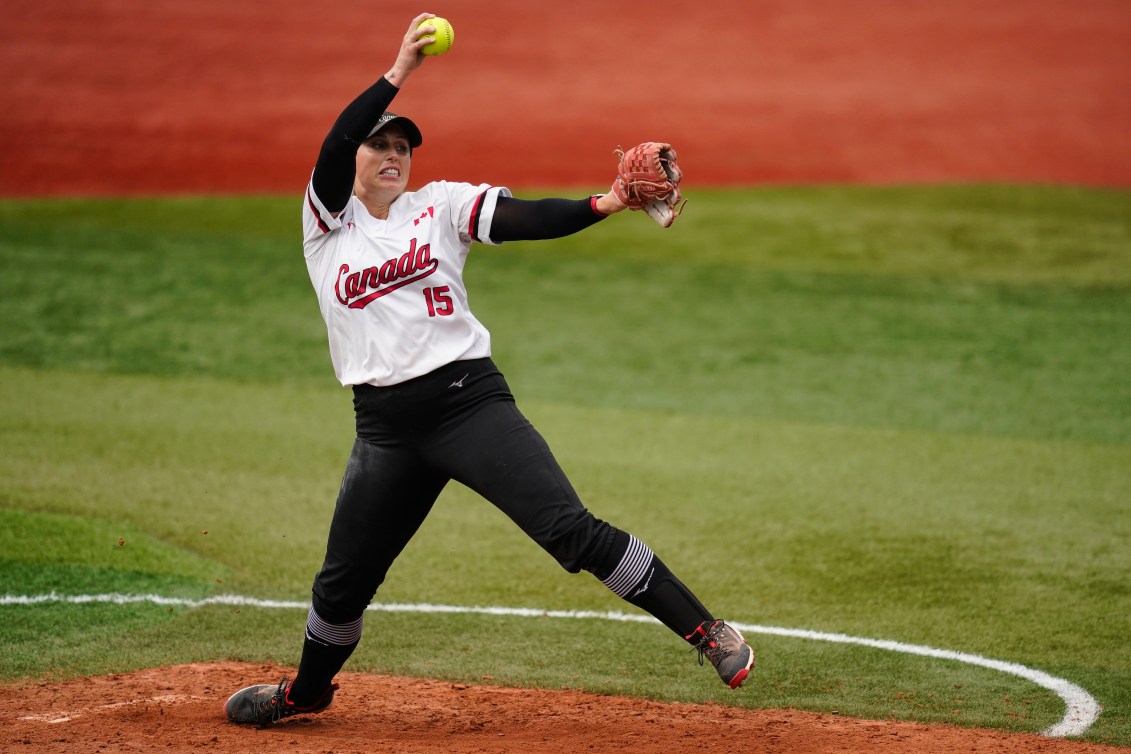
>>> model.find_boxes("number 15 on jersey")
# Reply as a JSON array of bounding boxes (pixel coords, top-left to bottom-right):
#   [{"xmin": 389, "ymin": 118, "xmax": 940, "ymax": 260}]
[{"xmin": 423, "ymin": 286, "xmax": 454, "ymax": 317}]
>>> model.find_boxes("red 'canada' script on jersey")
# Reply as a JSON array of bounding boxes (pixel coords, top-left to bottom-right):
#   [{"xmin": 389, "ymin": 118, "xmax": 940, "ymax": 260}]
[{"xmin": 335, "ymin": 238, "xmax": 438, "ymax": 309}]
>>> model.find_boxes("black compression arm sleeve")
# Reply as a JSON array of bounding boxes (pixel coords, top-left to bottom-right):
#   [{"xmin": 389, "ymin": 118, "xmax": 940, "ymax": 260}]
[
  {"xmin": 311, "ymin": 77, "xmax": 400, "ymax": 213},
  {"xmin": 490, "ymin": 196, "xmax": 607, "ymax": 242}
]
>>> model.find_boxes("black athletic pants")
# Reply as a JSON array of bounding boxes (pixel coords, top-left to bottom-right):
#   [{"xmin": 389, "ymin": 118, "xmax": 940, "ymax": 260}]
[{"xmin": 311, "ymin": 357, "xmax": 617, "ymax": 623}]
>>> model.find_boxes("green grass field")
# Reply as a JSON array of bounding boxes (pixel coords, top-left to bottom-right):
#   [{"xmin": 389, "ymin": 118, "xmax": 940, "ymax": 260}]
[{"xmin": 1, "ymin": 186, "xmax": 1128, "ymax": 745}]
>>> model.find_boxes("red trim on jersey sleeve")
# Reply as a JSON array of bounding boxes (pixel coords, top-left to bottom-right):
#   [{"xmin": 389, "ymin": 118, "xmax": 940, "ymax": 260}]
[
  {"xmin": 307, "ymin": 187, "xmax": 331, "ymax": 234},
  {"xmin": 468, "ymin": 190, "xmax": 488, "ymax": 242}
]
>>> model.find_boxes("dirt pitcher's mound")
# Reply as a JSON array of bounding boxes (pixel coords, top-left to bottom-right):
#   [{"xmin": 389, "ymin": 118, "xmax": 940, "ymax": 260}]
[{"xmin": 0, "ymin": 662, "xmax": 1125, "ymax": 754}]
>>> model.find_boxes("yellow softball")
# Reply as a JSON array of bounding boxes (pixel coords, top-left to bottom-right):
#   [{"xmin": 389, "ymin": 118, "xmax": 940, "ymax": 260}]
[{"xmin": 418, "ymin": 17, "xmax": 454, "ymax": 56}]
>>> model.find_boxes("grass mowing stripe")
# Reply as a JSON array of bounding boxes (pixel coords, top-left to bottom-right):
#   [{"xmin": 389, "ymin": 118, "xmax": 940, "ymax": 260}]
[
  {"xmin": 2, "ymin": 189, "xmax": 1129, "ymax": 442},
  {"xmin": 0, "ymin": 591, "xmax": 1098, "ymax": 738}
]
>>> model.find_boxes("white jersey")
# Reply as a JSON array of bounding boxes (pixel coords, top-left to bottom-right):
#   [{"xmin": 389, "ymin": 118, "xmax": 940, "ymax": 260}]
[{"xmin": 303, "ymin": 179, "xmax": 513, "ymax": 386}]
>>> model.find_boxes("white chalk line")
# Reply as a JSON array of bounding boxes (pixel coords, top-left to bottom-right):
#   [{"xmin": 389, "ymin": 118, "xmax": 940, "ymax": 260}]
[{"xmin": 2, "ymin": 592, "xmax": 1099, "ymax": 738}]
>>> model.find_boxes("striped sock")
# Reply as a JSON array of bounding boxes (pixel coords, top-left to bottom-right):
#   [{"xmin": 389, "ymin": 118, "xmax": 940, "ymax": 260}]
[
  {"xmin": 595, "ymin": 531, "xmax": 713, "ymax": 639},
  {"xmin": 288, "ymin": 607, "xmax": 363, "ymax": 707},
  {"xmin": 305, "ymin": 607, "xmax": 364, "ymax": 647},
  {"xmin": 600, "ymin": 534, "xmax": 656, "ymax": 598}
]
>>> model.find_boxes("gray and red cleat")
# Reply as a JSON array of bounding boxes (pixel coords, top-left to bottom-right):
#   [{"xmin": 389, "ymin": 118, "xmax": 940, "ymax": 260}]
[
  {"xmin": 224, "ymin": 677, "xmax": 337, "ymax": 727},
  {"xmin": 689, "ymin": 619, "xmax": 755, "ymax": 689}
]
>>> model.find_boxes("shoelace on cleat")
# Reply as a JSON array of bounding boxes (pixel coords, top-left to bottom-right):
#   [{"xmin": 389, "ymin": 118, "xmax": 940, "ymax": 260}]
[
  {"xmin": 258, "ymin": 677, "xmax": 292, "ymax": 724},
  {"xmin": 691, "ymin": 623, "xmax": 734, "ymax": 668}
]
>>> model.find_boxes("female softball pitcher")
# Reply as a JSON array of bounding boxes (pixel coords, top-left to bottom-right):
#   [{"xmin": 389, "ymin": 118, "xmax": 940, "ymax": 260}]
[{"xmin": 225, "ymin": 13, "xmax": 753, "ymax": 726}]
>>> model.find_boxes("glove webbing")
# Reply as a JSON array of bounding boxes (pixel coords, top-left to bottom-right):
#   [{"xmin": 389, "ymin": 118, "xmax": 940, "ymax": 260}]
[{"xmin": 615, "ymin": 146, "xmax": 675, "ymax": 203}]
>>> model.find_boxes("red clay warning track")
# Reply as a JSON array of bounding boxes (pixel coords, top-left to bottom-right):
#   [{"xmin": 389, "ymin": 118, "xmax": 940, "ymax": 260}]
[{"xmin": 1, "ymin": 0, "xmax": 1128, "ymax": 197}]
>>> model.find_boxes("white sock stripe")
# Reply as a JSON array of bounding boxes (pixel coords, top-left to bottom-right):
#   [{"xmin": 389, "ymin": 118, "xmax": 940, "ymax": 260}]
[
  {"xmin": 601, "ymin": 536, "xmax": 655, "ymax": 597},
  {"xmin": 605, "ymin": 537, "xmax": 650, "ymax": 593},
  {"xmin": 305, "ymin": 607, "xmax": 364, "ymax": 646}
]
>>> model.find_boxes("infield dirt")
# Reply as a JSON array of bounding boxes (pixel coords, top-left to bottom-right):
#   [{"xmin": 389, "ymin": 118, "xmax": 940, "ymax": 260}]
[{"xmin": 4, "ymin": 662, "xmax": 1129, "ymax": 754}]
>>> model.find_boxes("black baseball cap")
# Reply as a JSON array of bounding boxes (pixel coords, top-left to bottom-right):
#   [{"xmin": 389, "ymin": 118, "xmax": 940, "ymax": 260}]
[{"xmin": 366, "ymin": 112, "xmax": 423, "ymax": 148}]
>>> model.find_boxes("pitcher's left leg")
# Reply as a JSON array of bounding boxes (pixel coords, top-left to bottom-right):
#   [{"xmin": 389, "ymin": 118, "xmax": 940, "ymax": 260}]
[{"xmin": 428, "ymin": 393, "xmax": 754, "ymax": 688}]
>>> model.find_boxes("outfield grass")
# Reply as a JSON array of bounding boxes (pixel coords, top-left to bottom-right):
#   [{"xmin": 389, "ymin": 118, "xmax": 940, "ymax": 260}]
[{"xmin": 0, "ymin": 186, "xmax": 1128, "ymax": 744}]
